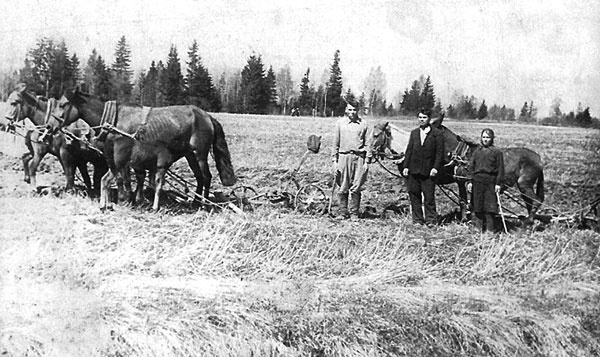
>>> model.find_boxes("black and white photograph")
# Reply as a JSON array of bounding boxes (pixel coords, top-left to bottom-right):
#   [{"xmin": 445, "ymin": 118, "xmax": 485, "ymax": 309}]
[{"xmin": 1, "ymin": 0, "xmax": 599, "ymax": 355}]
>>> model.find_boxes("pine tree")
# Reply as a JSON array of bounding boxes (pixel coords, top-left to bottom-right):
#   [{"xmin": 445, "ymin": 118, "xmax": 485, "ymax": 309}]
[
  {"xmin": 326, "ymin": 50, "xmax": 343, "ymax": 117},
  {"xmin": 111, "ymin": 35, "xmax": 133, "ymax": 101},
  {"xmin": 240, "ymin": 54, "xmax": 268, "ymax": 114},
  {"xmin": 162, "ymin": 45, "xmax": 185, "ymax": 106}
]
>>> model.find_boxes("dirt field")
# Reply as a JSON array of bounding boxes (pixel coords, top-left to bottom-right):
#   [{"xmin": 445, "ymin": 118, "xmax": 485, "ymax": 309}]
[{"xmin": 1, "ymin": 113, "xmax": 599, "ymax": 356}]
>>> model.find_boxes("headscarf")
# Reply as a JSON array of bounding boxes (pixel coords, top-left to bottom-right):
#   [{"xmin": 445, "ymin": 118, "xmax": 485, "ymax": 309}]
[{"xmin": 481, "ymin": 128, "xmax": 495, "ymax": 145}]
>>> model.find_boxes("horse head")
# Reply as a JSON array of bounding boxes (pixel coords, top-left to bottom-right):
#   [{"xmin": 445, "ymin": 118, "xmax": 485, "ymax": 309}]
[
  {"xmin": 4, "ymin": 84, "xmax": 40, "ymax": 123},
  {"xmin": 371, "ymin": 122, "xmax": 391, "ymax": 156},
  {"xmin": 54, "ymin": 88, "xmax": 92, "ymax": 128}
]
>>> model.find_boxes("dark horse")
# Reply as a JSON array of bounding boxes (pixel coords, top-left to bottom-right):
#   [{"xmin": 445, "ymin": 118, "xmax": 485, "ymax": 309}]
[
  {"xmin": 372, "ymin": 119, "xmax": 545, "ymax": 222},
  {"xmin": 4, "ymin": 86, "xmax": 107, "ymax": 195},
  {"xmin": 54, "ymin": 89, "xmax": 237, "ymax": 210}
]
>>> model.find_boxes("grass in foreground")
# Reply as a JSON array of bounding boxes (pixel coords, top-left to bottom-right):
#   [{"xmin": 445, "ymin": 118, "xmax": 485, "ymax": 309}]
[{"xmin": 1, "ymin": 190, "xmax": 599, "ymax": 356}]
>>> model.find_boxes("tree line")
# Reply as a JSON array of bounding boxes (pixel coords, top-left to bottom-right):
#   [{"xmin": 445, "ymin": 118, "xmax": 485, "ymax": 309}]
[{"xmin": 0, "ymin": 36, "xmax": 597, "ymax": 128}]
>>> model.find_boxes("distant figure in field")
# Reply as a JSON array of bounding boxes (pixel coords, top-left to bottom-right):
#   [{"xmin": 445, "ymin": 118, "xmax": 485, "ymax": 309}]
[
  {"xmin": 291, "ymin": 107, "xmax": 300, "ymax": 117},
  {"xmin": 332, "ymin": 98, "xmax": 373, "ymax": 218},
  {"xmin": 402, "ymin": 108, "xmax": 445, "ymax": 226},
  {"xmin": 467, "ymin": 128, "xmax": 505, "ymax": 233}
]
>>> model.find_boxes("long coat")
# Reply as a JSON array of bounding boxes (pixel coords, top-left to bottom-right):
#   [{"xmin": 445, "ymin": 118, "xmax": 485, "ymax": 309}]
[{"xmin": 402, "ymin": 126, "xmax": 445, "ymax": 176}]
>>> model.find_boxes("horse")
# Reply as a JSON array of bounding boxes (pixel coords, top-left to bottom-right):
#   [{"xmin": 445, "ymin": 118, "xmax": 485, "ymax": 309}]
[
  {"xmin": 4, "ymin": 86, "xmax": 107, "ymax": 196},
  {"xmin": 372, "ymin": 119, "xmax": 545, "ymax": 222},
  {"xmin": 54, "ymin": 88, "xmax": 237, "ymax": 211}
]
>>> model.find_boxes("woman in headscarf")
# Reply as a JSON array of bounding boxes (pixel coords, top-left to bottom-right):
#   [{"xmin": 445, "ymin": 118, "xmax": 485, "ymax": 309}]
[{"xmin": 466, "ymin": 128, "xmax": 505, "ymax": 233}]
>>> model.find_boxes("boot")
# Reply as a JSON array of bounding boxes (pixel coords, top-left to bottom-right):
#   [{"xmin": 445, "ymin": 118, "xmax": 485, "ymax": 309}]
[
  {"xmin": 337, "ymin": 193, "xmax": 349, "ymax": 218},
  {"xmin": 473, "ymin": 213, "xmax": 484, "ymax": 232},
  {"xmin": 349, "ymin": 192, "xmax": 361, "ymax": 218}
]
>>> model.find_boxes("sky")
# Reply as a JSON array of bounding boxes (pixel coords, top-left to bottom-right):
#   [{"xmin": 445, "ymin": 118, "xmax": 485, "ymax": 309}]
[{"xmin": 0, "ymin": 0, "xmax": 599, "ymax": 116}]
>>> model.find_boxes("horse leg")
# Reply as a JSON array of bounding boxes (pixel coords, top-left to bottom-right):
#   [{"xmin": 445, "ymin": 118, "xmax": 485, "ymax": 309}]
[
  {"xmin": 184, "ymin": 152, "xmax": 205, "ymax": 206},
  {"xmin": 28, "ymin": 142, "xmax": 48, "ymax": 190},
  {"xmin": 134, "ymin": 169, "xmax": 146, "ymax": 204},
  {"xmin": 152, "ymin": 150, "xmax": 174, "ymax": 211},
  {"xmin": 517, "ymin": 180, "xmax": 536, "ymax": 222},
  {"xmin": 78, "ymin": 162, "xmax": 93, "ymax": 195},
  {"xmin": 100, "ymin": 169, "xmax": 116, "ymax": 211},
  {"xmin": 92, "ymin": 160, "xmax": 108, "ymax": 198},
  {"xmin": 195, "ymin": 151, "xmax": 212, "ymax": 200},
  {"xmin": 59, "ymin": 147, "xmax": 77, "ymax": 194},
  {"xmin": 22, "ymin": 152, "xmax": 32, "ymax": 183}
]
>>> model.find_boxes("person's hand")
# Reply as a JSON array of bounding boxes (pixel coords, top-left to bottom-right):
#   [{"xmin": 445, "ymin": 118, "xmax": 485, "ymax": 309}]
[
  {"xmin": 467, "ymin": 182, "xmax": 472, "ymax": 193},
  {"xmin": 402, "ymin": 168, "xmax": 409, "ymax": 177},
  {"xmin": 430, "ymin": 168, "xmax": 438, "ymax": 177},
  {"xmin": 495, "ymin": 185, "xmax": 501, "ymax": 193}
]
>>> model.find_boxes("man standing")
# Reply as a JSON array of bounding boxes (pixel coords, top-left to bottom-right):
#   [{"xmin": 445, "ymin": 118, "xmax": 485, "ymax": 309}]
[
  {"xmin": 402, "ymin": 108, "xmax": 445, "ymax": 226},
  {"xmin": 332, "ymin": 99, "xmax": 373, "ymax": 218}
]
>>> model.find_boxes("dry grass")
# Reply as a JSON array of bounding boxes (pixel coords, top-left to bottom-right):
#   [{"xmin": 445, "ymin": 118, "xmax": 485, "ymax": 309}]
[{"xmin": 1, "ymin": 113, "xmax": 600, "ymax": 356}]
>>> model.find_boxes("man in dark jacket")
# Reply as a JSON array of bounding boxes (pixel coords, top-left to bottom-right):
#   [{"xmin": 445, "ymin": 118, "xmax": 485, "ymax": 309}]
[{"xmin": 402, "ymin": 108, "xmax": 445, "ymax": 226}]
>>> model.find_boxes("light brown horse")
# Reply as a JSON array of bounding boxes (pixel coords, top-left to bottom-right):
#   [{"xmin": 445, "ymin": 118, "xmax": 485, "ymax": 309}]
[
  {"xmin": 4, "ymin": 86, "xmax": 107, "ymax": 195},
  {"xmin": 54, "ymin": 89, "xmax": 236, "ymax": 210}
]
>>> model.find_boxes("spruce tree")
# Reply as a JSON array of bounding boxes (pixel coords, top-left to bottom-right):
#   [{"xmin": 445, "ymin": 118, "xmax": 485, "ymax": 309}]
[
  {"xmin": 400, "ymin": 80, "xmax": 421, "ymax": 115},
  {"xmin": 142, "ymin": 61, "xmax": 159, "ymax": 106},
  {"xmin": 28, "ymin": 37, "xmax": 53, "ymax": 96},
  {"xmin": 420, "ymin": 75, "xmax": 435, "ymax": 113},
  {"xmin": 265, "ymin": 66, "xmax": 277, "ymax": 113},
  {"xmin": 298, "ymin": 68, "xmax": 312, "ymax": 115},
  {"xmin": 69, "ymin": 54, "xmax": 81, "ymax": 89},
  {"xmin": 162, "ymin": 45, "xmax": 185, "ymax": 106},
  {"xmin": 477, "ymin": 100, "xmax": 488, "ymax": 119},
  {"xmin": 156, "ymin": 60, "xmax": 167, "ymax": 106},
  {"xmin": 326, "ymin": 50, "xmax": 343, "ymax": 117},
  {"xmin": 240, "ymin": 54, "xmax": 268, "ymax": 114},
  {"xmin": 111, "ymin": 35, "xmax": 133, "ymax": 101},
  {"xmin": 94, "ymin": 55, "xmax": 112, "ymax": 100},
  {"xmin": 48, "ymin": 40, "xmax": 73, "ymax": 98},
  {"xmin": 186, "ymin": 40, "xmax": 221, "ymax": 111}
]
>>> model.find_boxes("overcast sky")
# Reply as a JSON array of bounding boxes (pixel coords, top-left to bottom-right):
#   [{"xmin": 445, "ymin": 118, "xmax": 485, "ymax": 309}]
[{"xmin": 1, "ymin": 0, "xmax": 598, "ymax": 116}]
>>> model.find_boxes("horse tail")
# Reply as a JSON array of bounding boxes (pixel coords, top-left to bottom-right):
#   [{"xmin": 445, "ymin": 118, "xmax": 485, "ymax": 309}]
[{"xmin": 211, "ymin": 117, "xmax": 237, "ymax": 186}]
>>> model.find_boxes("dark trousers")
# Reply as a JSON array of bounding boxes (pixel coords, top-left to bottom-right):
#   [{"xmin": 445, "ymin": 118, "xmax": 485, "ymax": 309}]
[{"xmin": 407, "ymin": 174, "xmax": 437, "ymax": 224}]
